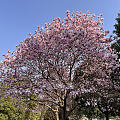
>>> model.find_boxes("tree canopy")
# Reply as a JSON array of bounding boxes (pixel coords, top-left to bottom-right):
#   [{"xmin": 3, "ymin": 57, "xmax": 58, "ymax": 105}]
[{"xmin": 0, "ymin": 11, "xmax": 119, "ymax": 120}]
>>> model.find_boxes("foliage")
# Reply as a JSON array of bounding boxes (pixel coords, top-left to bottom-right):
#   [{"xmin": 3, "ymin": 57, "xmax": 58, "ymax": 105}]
[
  {"xmin": 0, "ymin": 82, "xmax": 25, "ymax": 120},
  {"xmin": 0, "ymin": 96, "xmax": 25, "ymax": 120},
  {"xmin": 0, "ymin": 82, "xmax": 42, "ymax": 120},
  {"xmin": 73, "ymin": 64, "xmax": 120, "ymax": 120},
  {"xmin": 113, "ymin": 13, "xmax": 120, "ymax": 37},
  {"xmin": 44, "ymin": 108, "xmax": 56, "ymax": 120},
  {"xmin": 112, "ymin": 13, "xmax": 120, "ymax": 60},
  {"xmin": 24, "ymin": 100, "xmax": 41, "ymax": 120}
]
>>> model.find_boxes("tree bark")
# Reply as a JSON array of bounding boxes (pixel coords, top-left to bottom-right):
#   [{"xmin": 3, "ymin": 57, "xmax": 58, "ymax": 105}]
[
  {"xmin": 105, "ymin": 114, "xmax": 109, "ymax": 120},
  {"xmin": 63, "ymin": 97, "xmax": 67, "ymax": 120},
  {"xmin": 59, "ymin": 106, "xmax": 68, "ymax": 120},
  {"xmin": 57, "ymin": 90, "xmax": 69, "ymax": 120}
]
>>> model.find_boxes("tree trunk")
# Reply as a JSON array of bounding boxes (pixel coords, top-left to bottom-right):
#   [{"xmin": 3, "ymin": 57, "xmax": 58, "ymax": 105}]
[
  {"xmin": 63, "ymin": 97, "xmax": 67, "ymax": 120},
  {"xmin": 59, "ymin": 106, "xmax": 68, "ymax": 120},
  {"xmin": 57, "ymin": 91, "xmax": 69, "ymax": 120},
  {"xmin": 60, "ymin": 97, "xmax": 69, "ymax": 120},
  {"xmin": 105, "ymin": 114, "xmax": 109, "ymax": 120}
]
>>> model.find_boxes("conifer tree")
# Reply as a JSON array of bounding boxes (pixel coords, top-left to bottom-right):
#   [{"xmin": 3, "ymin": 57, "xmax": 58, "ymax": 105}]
[{"xmin": 112, "ymin": 13, "xmax": 120, "ymax": 60}]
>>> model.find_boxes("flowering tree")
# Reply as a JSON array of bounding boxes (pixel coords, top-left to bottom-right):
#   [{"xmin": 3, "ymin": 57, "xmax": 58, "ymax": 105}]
[{"xmin": 0, "ymin": 11, "xmax": 119, "ymax": 120}]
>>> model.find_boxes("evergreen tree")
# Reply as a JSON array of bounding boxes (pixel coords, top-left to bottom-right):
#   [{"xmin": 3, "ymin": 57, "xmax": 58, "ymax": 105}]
[
  {"xmin": 113, "ymin": 13, "xmax": 120, "ymax": 37},
  {"xmin": 112, "ymin": 13, "xmax": 120, "ymax": 60}
]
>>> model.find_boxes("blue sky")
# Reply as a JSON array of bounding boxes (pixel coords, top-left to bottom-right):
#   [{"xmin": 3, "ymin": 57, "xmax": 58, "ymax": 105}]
[{"xmin": 0, "ymin": 0, "xmax": 120, "ymax": 61}]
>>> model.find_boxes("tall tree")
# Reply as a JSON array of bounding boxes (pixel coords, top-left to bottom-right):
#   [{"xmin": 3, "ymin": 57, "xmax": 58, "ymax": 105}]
[
  {"xmin": 113, "ymin": 13, "xmax": 120, "ymax": 37},
  {"xmin": 0, "ymin": 11, "xmax": 119, "ymax": 120},
  {"xmin": 112, "ymin": 13, "xmax": 120, "ymax": 60}
]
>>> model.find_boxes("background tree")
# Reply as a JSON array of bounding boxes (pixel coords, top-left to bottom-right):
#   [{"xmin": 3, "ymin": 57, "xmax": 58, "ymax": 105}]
[
  {"xmin": 0, "ymin": 81, "xmax": 42, "ymax": 120},
  {"xmin": 112, "ymin": 12, "xmax": 120, "ymax": 60},
  {"xmin": 111, "ymin": 12, "xmax": 120, "ymax": 96},
  {"xmin": 0, "ymin": 96, "xmax": 25, "ymax": 120},
  {"xmin": 0, "ymin": 82, "xmax": 25, "ymax": 120}
]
